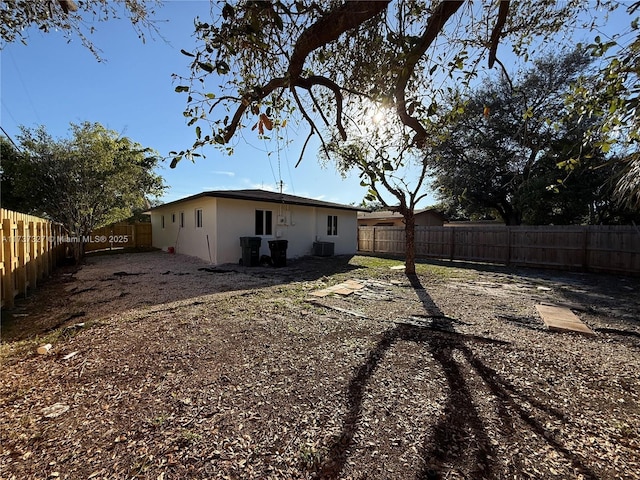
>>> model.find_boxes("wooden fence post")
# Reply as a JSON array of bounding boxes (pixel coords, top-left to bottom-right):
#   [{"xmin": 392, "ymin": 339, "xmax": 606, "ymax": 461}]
[
  {"xmin": 28, "ymin": 221, "xmax": 37, "ymax": 290},
  {"xmin": 582, "ymin": 227, "xmax": 589, "ymax": 271},
  {"xmin": 506, "ymin": 227, "xmax": 512, "ymax": 266},
  {"xmin": 16, "ymin": 220, "xmax": 28, "ymax": 298},
  {"xmin": 2, "ymin": 218, "xmax": 18, "ymax": 308},
  {"xmin": 2, "ymin": 218, "xmax": 16, "ymax": 309},
  {"xmin": 449, "ymin": 228, "xmax": 455, "ymax": 261}
]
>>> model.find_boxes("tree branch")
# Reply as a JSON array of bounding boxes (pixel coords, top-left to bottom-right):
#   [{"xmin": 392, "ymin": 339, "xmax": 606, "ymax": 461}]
[
  {"xmin": 222, "ymin": 3, "xmax": 388, "ymax": 146},
  {"xmin": 288, "ymin": 1, "xmax": 391, "ymax": 78},
  {"xmin": 223, "ymin": 76, "xmax": 288, "ymax": 142},
  {"xmin": 296, "ymin": 75, "xmax": 347, "ymax": 140},
  {"xmin": 394, "ymin": 1, "xmax": 465, "ymax": 147},
  {"xmin": 488, "ymin": 1, "xmax": 510, "ymax": 69},
  {"xmin": 295, "ymin": 129, "xmax": 314, "ymax": 168},
  {"xmin": 291, "ymin": 87, "xmax": 331, "ymax": 160}
]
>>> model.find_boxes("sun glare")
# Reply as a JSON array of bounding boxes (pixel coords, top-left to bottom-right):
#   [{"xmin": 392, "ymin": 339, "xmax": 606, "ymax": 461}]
[{"xmin": 372, "ymin": 110, "xmax": 385, "ymax": 124}]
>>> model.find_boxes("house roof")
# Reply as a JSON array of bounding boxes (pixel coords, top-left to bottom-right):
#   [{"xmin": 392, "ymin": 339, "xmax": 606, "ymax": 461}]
[
  {"xmin": 148, "ymin": 189, "xmax": 368, "ymax": 212},
  {"xmin": 357, "ymin": 208, "xmax": 446, "ymax": 220}
]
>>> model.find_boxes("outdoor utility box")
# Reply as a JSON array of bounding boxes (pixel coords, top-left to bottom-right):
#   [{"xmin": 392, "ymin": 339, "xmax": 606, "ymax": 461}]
[
  {"xmin": 240, "ymin": 236, "xmax": 262, "ymax": 267},
  {"xmin": 268, "ymin": 240, "xmax": 288, "ymax": 267},
  {"xmin": 313, "ymin": 241, "xmax": 334, "ymax": 257}
]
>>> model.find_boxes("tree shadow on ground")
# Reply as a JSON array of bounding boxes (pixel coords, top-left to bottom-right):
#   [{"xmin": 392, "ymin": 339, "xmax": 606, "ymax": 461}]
[{"xmin": 314, "ymin": 274, "xmax": 599, "ymax": 480}]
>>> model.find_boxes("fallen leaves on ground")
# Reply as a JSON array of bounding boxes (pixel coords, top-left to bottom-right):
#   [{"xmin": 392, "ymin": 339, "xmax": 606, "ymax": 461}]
[{"xmin": 1, "ymin": 252, "xmax": 639, "ymax": 479}]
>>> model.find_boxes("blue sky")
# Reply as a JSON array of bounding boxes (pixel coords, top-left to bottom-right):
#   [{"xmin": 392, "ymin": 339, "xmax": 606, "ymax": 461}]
[
  {"xmin": 1, "ymin": 2, "xmax": 629, "ymax": 209},
  {"xmin": 1, "ymin": 1, "xmax": 377, "ymax": 207}
]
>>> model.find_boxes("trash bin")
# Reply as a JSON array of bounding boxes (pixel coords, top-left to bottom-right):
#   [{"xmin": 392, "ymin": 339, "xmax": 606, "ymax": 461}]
[
  {"xmin": 239, "ymin": 236, "xmax": 262, "ymax": 267},
  {"xmin": 268, "ymin": 240, "xmax": 288, "ymax": 267}
]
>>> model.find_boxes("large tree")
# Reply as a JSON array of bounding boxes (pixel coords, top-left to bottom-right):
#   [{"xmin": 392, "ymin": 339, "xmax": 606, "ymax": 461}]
[
  {"xmin": 170, "ymin": 1, "xmax": 636, "ymax": 271},
  {"xmin": 1, "ymin": 122, "xmax": 165, "ymax": 261},
  {"xmin": 323, "ymin": 91, "xmax": 460, "ymax": 273},
  {"xmin": 430, "ymin": 48, "xmax": 628, "ymax": 225}
]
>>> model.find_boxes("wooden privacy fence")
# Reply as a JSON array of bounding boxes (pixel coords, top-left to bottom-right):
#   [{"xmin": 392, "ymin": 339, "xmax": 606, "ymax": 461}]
[
  {"xmin": 84, "ymin": 222, "xmax": 152, "ymax": 252},
  {"xmin": 1, "ymin": 208, "xmax": 68, "ymax": 309},
  {"xmin": 358, "ymin": 225, "xmax": 640, "ymax": 275}
]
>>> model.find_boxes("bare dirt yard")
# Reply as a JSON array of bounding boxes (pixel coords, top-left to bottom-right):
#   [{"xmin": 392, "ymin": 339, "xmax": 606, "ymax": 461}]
[{"xmin": 1, "ymin": 251, "xmax": 639, "ymax": 480}]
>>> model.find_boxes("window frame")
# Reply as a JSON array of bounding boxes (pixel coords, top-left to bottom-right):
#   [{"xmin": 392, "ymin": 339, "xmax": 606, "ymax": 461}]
[
  {"xmin": 255, "ymin": 209, "xmax": 273, "ymax": 236},
  {"xmin": 327, "ymin": 215, "xmax": 338, "ymax": 236},
  {"xmin": 195, "ymin": 208, "xmax": 203, "ymax": 228}
]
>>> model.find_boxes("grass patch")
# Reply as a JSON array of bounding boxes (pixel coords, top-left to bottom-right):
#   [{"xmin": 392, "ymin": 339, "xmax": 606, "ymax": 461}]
[
  {"xmin": 349, "ymin": 255, "xmax": 477, "ymax": 281},
  {"xmin": 0, "ymin": 320, "xmax": 95, "ymax": 364},
  {"xmin": 0, "ymin": 329, "xmax": 63, "ymax": 364},
  {"xmin": 349, "ymin": 255, "xmax": 404, "ymax": 269}
]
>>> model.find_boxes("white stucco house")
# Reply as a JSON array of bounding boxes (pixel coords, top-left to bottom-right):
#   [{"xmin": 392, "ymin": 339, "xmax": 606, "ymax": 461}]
[{"xmin": 148, "ymin": 189, "xmax": 365, "ymax": 264}]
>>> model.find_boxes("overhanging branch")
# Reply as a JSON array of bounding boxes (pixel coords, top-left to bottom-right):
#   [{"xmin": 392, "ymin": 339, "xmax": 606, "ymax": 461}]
[
  {"xmin": 394, "ymin": 1, "xmax": 465, "ymax": 147},
  {"xmin": 223, "ymin": 1, "xmax": 390, "ymax": 145},
  {"xmin": 488, "ymin": 1, "xmax": 510, "ymax": 69},
  {"xmin": 288, "ymin": 1, "xmax": 391, "ymax": 78},
  {"xmin": 296, "ymin": 75, "xmax": 347, "ymax": 140}
]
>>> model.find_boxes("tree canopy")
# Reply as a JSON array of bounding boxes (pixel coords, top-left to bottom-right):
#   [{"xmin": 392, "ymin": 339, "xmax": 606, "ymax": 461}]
[
  {"xmin": 430, "ymin": 48, "xmax": 637, "ymax": 225},
  {"xmin": 174, "ymin": 1, "xmax": 613, "ymax": 153},
  {"xmin": 0, "ymin": 0, "xmax": 160, "ymax": 59},
  {"xmin": 1, "ymin": 122, "xmax": 165, "ymax": 260},
  {"xmin": 172, "ymin": 0, "xmax": 638, "ymax": 209}
]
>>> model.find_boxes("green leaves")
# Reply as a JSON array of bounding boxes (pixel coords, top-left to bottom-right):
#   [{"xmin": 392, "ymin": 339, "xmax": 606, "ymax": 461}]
[
  {"xmin": 8, "ymin": 122, "xmax": 165, "ymax": 240},
  {"xmin": 197, "ymin": 61, "xmax": 214, "ymax": 73},
  {"xmin": 175, "ymin": 86, "xmax": 189, "ymax": 93},
  {"xmin": 215, "ymin": 60, "xmax": 230, "ymax": 75}
]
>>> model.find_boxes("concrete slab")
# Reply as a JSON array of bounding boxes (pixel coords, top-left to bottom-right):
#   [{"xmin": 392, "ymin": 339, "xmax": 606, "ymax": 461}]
[{"xmin": 535, "ymin": 304, "xmax": 595, "ymax": 336}]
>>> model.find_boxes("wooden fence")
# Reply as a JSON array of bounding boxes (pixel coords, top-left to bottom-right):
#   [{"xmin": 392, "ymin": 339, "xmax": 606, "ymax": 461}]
[
  {"xmin": 1, "ymin": 209, "xmax": 68, "ymax": 309},
  {"xmin": 84, "ymin": 222, "xmax": 152, "ymax": 252},
  {"xmin": 358, "ymin": 225, "xmax": 640, "ymax": 275}
]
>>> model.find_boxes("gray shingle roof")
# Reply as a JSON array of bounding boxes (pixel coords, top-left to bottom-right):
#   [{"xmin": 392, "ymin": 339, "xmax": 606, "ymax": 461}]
[{"xmin": 149, "ymin": 189, "xmax": 367, "ymax": 212}]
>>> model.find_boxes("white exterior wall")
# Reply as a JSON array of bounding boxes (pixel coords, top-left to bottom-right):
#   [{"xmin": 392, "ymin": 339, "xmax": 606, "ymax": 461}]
[
  {"xmin": 214, "ymin": 199, "xmax": 317, "ymax": 263},
  {"xmin": 152, "ymin": 196, "xmax": 359, "ymax": 265},
  {"xmin": 314, "ymin": 208, "xmax": 358, "ymax": 255},
  {"xmin": 214, "ymin": 198, "xmax": 262, "ymax": 264},
  {"xmin": 150, "ymin": 197, "xmax": 217, "ymax": 263}
]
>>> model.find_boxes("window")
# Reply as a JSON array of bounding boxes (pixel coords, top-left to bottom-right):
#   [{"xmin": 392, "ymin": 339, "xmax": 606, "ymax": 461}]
[
  {"xmin": 327, "ymin": 215, "xmax": 338, "ymax": 236},
  {"xmin": 255, "ymin": 209, "xmax": 273, "ymax": 235},
  {"xmin": 171, "ymin": 213, "xmax": 176, "ymax": 223},
  {"xmin": 179, "ymin": 211, "xmax": 185, "ymax": 228},
  {"xmin": 195, "ymin": 208, "xmax": 203, "ymax": 228},
  {"xmin": 161, "ymin": 215, "xmax": 165, "ymax": 229}
]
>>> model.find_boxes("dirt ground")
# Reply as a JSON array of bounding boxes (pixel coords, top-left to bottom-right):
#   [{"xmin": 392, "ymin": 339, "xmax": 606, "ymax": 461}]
[{"xmin": 1, "ymin": 251, "xmax": 639, "ymax": 480}]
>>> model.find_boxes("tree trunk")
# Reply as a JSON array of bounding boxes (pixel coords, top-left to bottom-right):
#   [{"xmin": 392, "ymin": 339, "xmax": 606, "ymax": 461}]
[
  {"xmin": 72, "ymin": 240, "xmax": 85, "ymax": 264},
  {"xmin": 404, "ymin": 212, "xmax": 416, "ymax": 275}
]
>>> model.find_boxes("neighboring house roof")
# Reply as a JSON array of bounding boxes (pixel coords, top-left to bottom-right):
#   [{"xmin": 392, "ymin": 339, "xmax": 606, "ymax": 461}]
[
  {"xmin": 357, "ymin": 208, "xmax": 446, "ymax": 221},
  {"xmin": 148, "ymin": 189, "xmax": 368, "ymax": 212}
]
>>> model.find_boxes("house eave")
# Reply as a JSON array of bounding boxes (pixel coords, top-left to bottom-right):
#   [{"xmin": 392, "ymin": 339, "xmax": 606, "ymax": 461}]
[{"xmin": 148, "ymin": 190, "xmax": 368, "ymax": 213}]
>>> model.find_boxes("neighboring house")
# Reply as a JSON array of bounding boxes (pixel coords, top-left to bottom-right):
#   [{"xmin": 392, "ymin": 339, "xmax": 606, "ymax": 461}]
[
  {"xmin": 357, "ymin": 208, "xmax": 446, "ymax": 227},
  {"xmin": 148, "ymin": 189, "xmax": 365, "ymax": 264}
]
